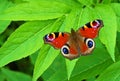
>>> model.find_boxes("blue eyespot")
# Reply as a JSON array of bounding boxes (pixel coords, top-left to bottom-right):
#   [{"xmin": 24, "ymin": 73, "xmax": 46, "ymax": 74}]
[
  {"xmin": 88, "ymin": 40, "xmax": 93, "ymax": 48},
  {"xmin": 61, "ymin": 45, "xmax": 70, "ymax": 55},
  {"xmin": 63, "ymin": 48, "xmax": 69, "ymax": 54},
  {"xmin": 85, "ymin": 38, "xmax": 94, "ymax": 48}
]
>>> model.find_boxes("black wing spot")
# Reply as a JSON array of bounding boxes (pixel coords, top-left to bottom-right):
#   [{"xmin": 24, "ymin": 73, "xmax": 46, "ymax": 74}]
[
  {"xmin": 85, "ymin": 23, "xmax": 92, "ymax": 28},
  {"xmin": 65, "ymin": 43, "xmax": 70, "ymax": 48},
  {"xmin": 62, "ymin": 33, "xmax": 64, "ymax": 37},
  {"xmin": 82, "ymin": 27, "xmax": 85, "ymax": 30},
  {"xmin": 54, "ymin": 32, "xmax": 59, "ymax": 38},
  {"xmin": 84, "ymin": 38, "xmax": 87, "ymax": 43}
]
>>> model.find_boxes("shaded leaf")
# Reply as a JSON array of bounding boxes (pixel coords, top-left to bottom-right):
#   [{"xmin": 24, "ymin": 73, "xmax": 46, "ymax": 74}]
[
  {"xmin": 40, "ymin": 39, "xmax": 113, "ymax": 81},
  {"xmin": 117, "ymin": 17, "xmax": 120, "ymax": 32},
  {"xmin": 0, "ymin": 20, "xmax": 11, "ymax": 34},
  {"xmin": 46, "ymin": 69, "xmax": 67, "ymax": 81},
  {"xmin": 96, "ymin": 61, "xmax": 120, "ymax": 81},
  {"xmin": 29, "ymin": 49, "xmax": 40, "ymax": 65},
  {"xmin": 42, "ymin": 54, "xmax": 66, "ymax": 81},
  {"xmin": 1, "ymin": 68, "xmax": 32, "ymax": 81},
  {"xmin": 67, "ymin": 39, "xmax": 113, "ymax": 81}
]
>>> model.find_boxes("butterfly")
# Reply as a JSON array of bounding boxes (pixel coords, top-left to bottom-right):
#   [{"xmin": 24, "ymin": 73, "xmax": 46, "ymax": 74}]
[{"xmin": 43, "ymin": 19, "xmax": 103, "ymax": 60}]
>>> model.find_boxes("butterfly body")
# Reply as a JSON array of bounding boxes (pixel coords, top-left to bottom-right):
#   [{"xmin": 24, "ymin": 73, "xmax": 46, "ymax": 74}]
[{"xmin": 43, "ymin": 19, "xmax": 103, "ymax": 60}]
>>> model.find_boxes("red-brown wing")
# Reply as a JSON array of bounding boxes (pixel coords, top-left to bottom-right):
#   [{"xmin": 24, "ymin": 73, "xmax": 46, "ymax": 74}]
[
  {"xmin": 60, "ymin": 36, "xmax": 95, "ymax": 60},
  {"xmin": 79, "ymin": 38, "xmax": 95, "ymax": 55},
  {"xmin": 77, "ymin": 19, "xmax": 103, "ymax": 38},
  {"xmin": 43, "ymin": 32, "xmax": 70, "ymax": 49},
  {"xmin": 60, "ymin": 41, "xmax": 80, "ymax": 60}
]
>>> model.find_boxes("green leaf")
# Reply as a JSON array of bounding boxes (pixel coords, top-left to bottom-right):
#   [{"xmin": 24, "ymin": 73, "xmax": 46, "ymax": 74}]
[
  {"xmin": 78, "ymin": 6, "xmax": 99, "ymax": 26},
  {"xmin": 41, "ymin": 39, "xmax": 113, "ymax": 81},
  {"xmin": 41, "ymin": 54, "xmax": 67, "ymax": 81},
  {"xmin": 30, "ymin": 49, "xmax": 39, "ymax": 65},
  {"xmin": 95, "ymin": 4, "xmax": 117, "ymax": 61},
  {"xmin": 33, "ymin": 17, "xmax": 65, "ymax": 81},
  {"xmin": 101, "ymin": 0, "xmax": 112, "ymax": 4},
  {"xmin": 0, "ymin": 1, "xmax": 70, "ymax": 21},
  {"xmin": 0, "ymin": 70, "xmax": 5, "ymax": 81},
  {"xmin": 116, "ymin": 32, "xmax": 120, "ymax": 53},
  {"xmin": 0, "ymin": 0, "xmax": 13, "ymax": 34},
  {"xmin": 63, "ymin": 8, "xmax": 82, "ymax": 31},
  {"xmin": 77, "ymin": 0, "xmax": 94, "ymax": 6},
  {"xmin": 26, "ymin": 0, "xmax": 81, "ymax": 8},
  {"xmin": 65, "ymin": 59, "xmax": 78, "ymax": 80},
  {"xmin": 33, "ymin": 45, "xmax": 60, "ymax": 81},
  {"xmin": 111, "ymin": 3, "xmax": 120, "ymax": 17},
  {"xmin": 96, "ymin": 61, "xmax": 120, "ymax": 81},
  {"xmin": 64, "ymin": 6, "xmax": 101, "ymax": 80},
  {"xmin": 1, "ymin": 68, "xmax": 32, "ymax": 81},
  {"xmin": 66, "ymin": 39, "xmax": 113, "ymax": 81},
  {"xmin": 0, "ymin": 0, "xmax": 13, "ymax": 13},
  {"xmin": 45, "ymin": 69, "xmax": 67, "ymax": 81},
  {"xmin": 10, "ymin": 0, "xmax": 28, "ymax": 4},
  {"xmin": 111, "ymin": 3, "xmax": 120, "ymax": 32},
  {"xmin": 0, "ymin": 20, "xmax": 55, "ymax": 67},
  {"xmin": 62, "ymin": 5, "xmax": 104, "ymax": 80},
  {"xmin": 63, "ymin": 9, "xmax": 81, "ymax": 80},
  {"xmin": 117, "ymin": 17, "xmax": 120, "ymax": 32},
  {"xmin": 0, "ymin": 20, "xmax": 11, "ymax": 34}
]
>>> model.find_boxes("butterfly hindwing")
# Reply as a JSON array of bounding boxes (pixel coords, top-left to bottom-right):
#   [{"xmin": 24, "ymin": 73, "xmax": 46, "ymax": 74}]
[
  {"xmin": 80, "ymin": 38, "xmax": 95, "ymax": 55},
  {"xmin": 60, "ymin": 29, "xmax": 95, "ymax": 60}
]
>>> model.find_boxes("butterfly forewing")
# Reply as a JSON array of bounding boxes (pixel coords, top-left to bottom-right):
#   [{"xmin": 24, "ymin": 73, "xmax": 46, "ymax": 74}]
[
  {"xmin": 77, "ymin": 19, "xmax": 103, "ymax": 38},
  {"xmin": 43, "ymin": 32, "xmax": 70, "ymax": 49}
]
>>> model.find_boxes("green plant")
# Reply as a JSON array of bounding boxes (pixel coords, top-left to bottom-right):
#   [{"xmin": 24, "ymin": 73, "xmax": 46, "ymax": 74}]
[{"xmin": 0, "ymin": 0, "xmax": 120, "ymax": 81}]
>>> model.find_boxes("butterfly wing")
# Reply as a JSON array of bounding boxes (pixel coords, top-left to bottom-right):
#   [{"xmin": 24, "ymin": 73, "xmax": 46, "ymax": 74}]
[
  {"xmin": 77, "ymin": 19, "xmax": 103, "ymax": 38},
  {"xmin": 80, "ymin": 38, "xmax": 95, "ymax": 55},
  {"xmin": 43, "ymin": 32, "xmax": 70, "ymax": 49},
  {"xmin": 60, "ymin": 29, "xmax": 95, "ymax": 60},
  {"xmin": 60, "ymin": 36, "xmax": 95, "ymax": 60},
  {"xmin": 43, "ymin": 19, "xmax": 103, "ymax": 60}
]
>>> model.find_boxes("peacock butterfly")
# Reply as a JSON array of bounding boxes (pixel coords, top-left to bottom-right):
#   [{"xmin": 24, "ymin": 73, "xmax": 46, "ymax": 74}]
[{"xmin": 43, "ymin": 19, "xmax": 103, "ymax": 60}]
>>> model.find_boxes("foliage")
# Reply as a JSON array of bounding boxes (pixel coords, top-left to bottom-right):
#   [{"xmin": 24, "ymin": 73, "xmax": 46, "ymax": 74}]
[{"xmin": 0, "ymin": 0, "xmax": 120, "ymax": 81}]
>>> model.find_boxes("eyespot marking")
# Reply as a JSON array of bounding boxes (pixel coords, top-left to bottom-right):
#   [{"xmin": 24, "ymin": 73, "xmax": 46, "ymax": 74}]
[
  {"xmin": 61, "ymin": 44, "xmax": 70, "ymax": 55},
  {"xmin": 90, "ymin": 20, "xmax": 101, "ymax": 28},
  {"xmin": 44, "ymin": 33, "xmax": 55, "ymax": 42},
  {"xmin": 85, "ymin": 38, "xmax": 95, "ymax": 49}
]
